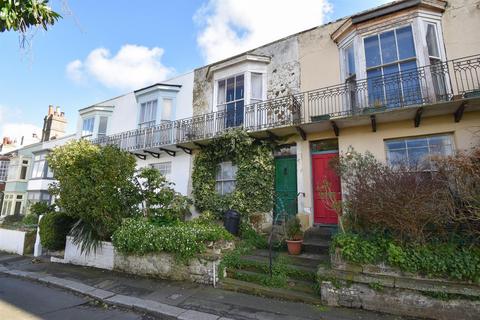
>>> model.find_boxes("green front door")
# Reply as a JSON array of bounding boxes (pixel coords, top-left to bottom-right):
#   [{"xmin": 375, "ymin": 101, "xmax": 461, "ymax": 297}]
[{"xmin": 274, "ymin": 156, "xmax": 298, "ymax": 220}]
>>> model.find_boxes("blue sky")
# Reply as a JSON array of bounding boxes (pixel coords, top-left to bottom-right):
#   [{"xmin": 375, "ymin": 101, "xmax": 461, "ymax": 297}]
[{"xmin": 0, "ymin": 0, "xmax": 387, "ymax": 141}]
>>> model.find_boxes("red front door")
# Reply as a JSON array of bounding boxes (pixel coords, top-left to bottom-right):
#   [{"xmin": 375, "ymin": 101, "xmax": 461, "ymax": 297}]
[{"xmin": 312, "ymin": 153, "xmax": 341, "ymax": 224}]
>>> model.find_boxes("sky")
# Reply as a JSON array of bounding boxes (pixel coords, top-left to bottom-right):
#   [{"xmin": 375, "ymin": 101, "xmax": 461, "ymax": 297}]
[{"xmin": 0, "ymin": 0, "xmax": 389, "ymax": 143}]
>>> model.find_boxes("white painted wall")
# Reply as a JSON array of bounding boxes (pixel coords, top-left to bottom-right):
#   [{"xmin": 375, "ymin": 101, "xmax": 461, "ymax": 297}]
[
  {"xmin": 136, "ymin": 152, "xmax": 192, "ymax": 196},
  {"xmin": 0, "ymin": 228, "xmax": 26, "ymax": 255},
  {"xmin": 163, "ymin": 71, "xmax": 194, "ymax": 119},
  {"xmin": 62, "ymin": 236, "xmax": 114, "ymax": 270}
]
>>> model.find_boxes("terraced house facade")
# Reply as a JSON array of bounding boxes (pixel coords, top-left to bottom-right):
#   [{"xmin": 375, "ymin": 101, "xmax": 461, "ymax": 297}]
[
  {"xmin": 77, "ymin": 0, "xmax": 480, "ymax": 227},
  {"xmin": 2, "ymin": 0, "xmax": 479, "ymax": 230}
]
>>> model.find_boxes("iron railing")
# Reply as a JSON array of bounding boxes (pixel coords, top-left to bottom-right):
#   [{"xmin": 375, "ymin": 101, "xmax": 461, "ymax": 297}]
[{"xmin": 91, "ymin": 54, "xmax": 480, "ymax": 151}]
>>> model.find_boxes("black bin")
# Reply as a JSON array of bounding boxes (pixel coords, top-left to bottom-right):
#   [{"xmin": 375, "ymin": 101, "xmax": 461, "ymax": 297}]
[{"xmin": 223, "ymin": 210, "xmax": 240, "ymax": 236}]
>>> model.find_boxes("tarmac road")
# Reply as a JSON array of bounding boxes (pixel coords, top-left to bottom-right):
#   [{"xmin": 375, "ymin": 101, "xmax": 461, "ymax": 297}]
[{"xmin": 0, "ymin": 274, "xmax": 156, "ymax": 320}]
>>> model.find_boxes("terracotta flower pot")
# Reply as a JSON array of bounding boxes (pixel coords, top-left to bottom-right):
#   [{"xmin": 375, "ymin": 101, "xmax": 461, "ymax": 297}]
[{"xmin": 286, "ymin": 239, "xmax": 303, "ymax": 255}]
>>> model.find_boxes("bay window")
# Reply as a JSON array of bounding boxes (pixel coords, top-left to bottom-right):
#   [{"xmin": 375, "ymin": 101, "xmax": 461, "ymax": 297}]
[
  {"xmin": 138, "ymin": 99, "xmax": 158, "ymax": 128},
  {"xmin": 217, "ymin": 75, "xmax": 244, "ymax": 128},
  {"xmin": 31, "ymin": 154, "xmax": 54, "ymax": 179},
  {"xmin": 385, "ymin": 134, "xmax": 454, "ymax": 169},
  {"xmin": 364, "ymin": 25, "xmax": 422, "ymax": 108}
]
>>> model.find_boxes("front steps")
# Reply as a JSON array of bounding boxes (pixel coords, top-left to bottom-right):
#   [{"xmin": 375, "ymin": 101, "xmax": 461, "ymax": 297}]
[{"xmin": 220, "ymin": 225, "xmax": 336, "ymax": 304}]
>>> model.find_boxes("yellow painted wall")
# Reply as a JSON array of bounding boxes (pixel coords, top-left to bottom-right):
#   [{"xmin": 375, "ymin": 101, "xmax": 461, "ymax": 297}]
[
  {"xmin": 442, "ymin": 0, "xmax": 480, "ymax": 60},
  {"xmin": 296, "ymin": 111, "xmax": 480, "ymax": 226},
  {"xmin": 338, "ymin": 111, "xmax": 480, "ymax": 160},
  {"xmin": 298, "ymin": 20, "xmax": 346, "ymax": 92}
]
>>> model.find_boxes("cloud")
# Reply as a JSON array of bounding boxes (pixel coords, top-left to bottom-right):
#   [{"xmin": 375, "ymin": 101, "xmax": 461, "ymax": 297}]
[
  {"xmin": 66, "ymin": 44, "xmax": 175, "ymax": 91},
  {"xmin": 194, "ymin": 0, "xmax": 333, "ymax": 63},
  {"xmin": 0, "ymin": 105, "xmax": 41, "ymax": 147}
]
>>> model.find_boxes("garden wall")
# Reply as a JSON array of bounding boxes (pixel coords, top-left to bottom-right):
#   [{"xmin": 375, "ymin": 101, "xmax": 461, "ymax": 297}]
[
  {"xmin": 54, "ymin": 236, "xmax": 220, "ymax": 285},
  {"xmin": 317, "ymin": 249, "xmax": 480, "ymax": 319},
  {"xmin": 60, "ymin": 236, "xmax": 115, "ymax": 270},
  {"xmin": 0, "ymin": 228, "xmax": 35, "ymax": 255}
]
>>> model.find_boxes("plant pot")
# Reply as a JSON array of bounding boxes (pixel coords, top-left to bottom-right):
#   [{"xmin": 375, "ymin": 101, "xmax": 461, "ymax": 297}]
[{"xmin": 286, "ymin": 239, "xmax": 303, "ymax": 255}]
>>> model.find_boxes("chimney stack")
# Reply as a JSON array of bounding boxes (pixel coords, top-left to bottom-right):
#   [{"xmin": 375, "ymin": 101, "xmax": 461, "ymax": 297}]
[{"xmin": 41, "ymin": 105, "xmax": 67, "ymax": 142}]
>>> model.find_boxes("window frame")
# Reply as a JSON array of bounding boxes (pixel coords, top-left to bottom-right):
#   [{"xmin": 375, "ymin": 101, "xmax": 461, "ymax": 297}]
[
  {"xmin": 82, "ymin": 117, "xmax": 95, "ymax": 138},
  {"xmin": 149, "ymin": 161, "xmax": 172, "ymax": 176},
  {"xmin": 138, "ymin": 99, "xmax": 158, "ymax": 129},
  {"xmin": 215, "ymin": 161, "xmax": 238, "ymax": 196},
  {"xmin": 384, "ymin": 133, "xmax": 455, "ymax": 169}
]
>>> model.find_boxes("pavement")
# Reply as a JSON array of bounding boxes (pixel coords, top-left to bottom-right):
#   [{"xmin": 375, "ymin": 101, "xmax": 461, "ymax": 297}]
[{"xmin": 0, "ymin": 253, "xmax": 412, "ymax": 320}]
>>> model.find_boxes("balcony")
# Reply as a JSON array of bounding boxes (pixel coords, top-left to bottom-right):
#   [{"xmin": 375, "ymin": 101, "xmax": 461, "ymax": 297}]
[{"xmin": 92, "ymin": 54, "xmax": 480, "ymax": 154}]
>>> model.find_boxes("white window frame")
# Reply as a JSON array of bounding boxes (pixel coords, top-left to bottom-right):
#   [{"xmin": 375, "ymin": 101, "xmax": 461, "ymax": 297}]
[
  {"xmin": 385, "ymin": 133, "xmax": 454, "ymax": 169},
  {"xmin": 215, "ymin": 161, "xmax": 238, "ymax": 196},
  {"xmin": 138, "ymin": 99, "xmax": 158, "ymax": 129},
  {"xmin": 149, "ymin": 162, "xmax": 172, "ymax": 176},
  {"xmin": 82, "ymin": 117, "xmax": 95, "ymax": 138},
  {"xmin": 339, "ymin": 14, "xmax": 448, "ymax": 109},
  {"xmin": 0, "ymin": 160, "xmax": 9, "ymax": 182}
]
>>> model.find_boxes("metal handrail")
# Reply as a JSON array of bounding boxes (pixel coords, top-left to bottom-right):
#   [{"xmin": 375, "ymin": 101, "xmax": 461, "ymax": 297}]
[
  {"xmin": 268, "ymin": 192, "xmax": 304, "ymax": 277},
  {"xmin": 91, "ymin": 54, "xmax": 480, "ymax": 151}
]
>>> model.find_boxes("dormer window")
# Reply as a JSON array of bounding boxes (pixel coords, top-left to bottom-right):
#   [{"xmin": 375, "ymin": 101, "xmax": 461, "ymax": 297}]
[
  {"xmin": 138, "ymin": 99, "xmax": 158, "ymax": 129},
  {"xmin": 82, "ymin": 117, "xmax": 94, "ymax": 137}
]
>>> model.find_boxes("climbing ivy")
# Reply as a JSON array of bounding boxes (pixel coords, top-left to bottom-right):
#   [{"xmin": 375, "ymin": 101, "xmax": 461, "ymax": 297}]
[{"xmin": 192, "ymin": 129, "xmax": 275, "ymax": 219}]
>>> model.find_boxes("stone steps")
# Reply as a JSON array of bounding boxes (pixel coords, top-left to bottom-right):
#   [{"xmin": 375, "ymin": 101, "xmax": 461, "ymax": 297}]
[{"xmin": 220, "ymin": 278, "xmax": 322, "ymax": 305}]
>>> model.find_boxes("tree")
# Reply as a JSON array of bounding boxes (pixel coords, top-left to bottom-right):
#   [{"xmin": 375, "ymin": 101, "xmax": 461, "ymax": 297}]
[
  {"xmin": 47, "ymin": 140, "xmax": 140, "ymax": 253},
  {"xmin": 0, "ymin": 0, "xmax": 61, "ymax": 32}
]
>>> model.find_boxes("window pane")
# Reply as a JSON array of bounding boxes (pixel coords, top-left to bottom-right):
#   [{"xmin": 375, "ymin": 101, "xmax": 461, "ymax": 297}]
[
  {"xmin": 408, "ymin": 146, "xmax": 429, "ymax": 167},
  {"xmin": 426, "ymin": 24, "xmax": 440, "ymax": 58},
  {"xmin": 346, "ymin": 44, "xmax": 356, "ymax": 76},
  {"xmin": 385, "ymin": 140, "xmax": 405, "ymax": 150},
  {"xmin": 82, "ymin": 118, "xmax": 94, "ymax": 136},
  {"xmin": 223, "ymin": 181, "xmax": 235, "ymax": 194},
  {"xmin": 226, "ymin": 77, "xmax": 235, "ymax": 102},
  {"xmin": 406, "ymin": 137, "xmax": 428, "ymax": 148},
  {"xmin": 162, "ymin": 98, "xmax": 173, "ymax": 121},
  {"xmin": 98, "ymin": 116, "xmax": 108, "ymax": 136},
  {"xmin": 235, "ymin": 75, "xmax": 244, "ymax": 100},
  {"xmin": 429, "ymin": 135, "xmax": 452, "ymax": 155},
  {"xmin": 367, "ymin": 68, "xmax": 384, "ymax": 106},
  {"xmin": 383, "ymin": 64, "xmax": 401, "ymax": 107},
  {"xmin": 364, "ymin": 35, "xmax": 381, "ymax": 68},
  {"xmin": 151, "ymin": 100, "xmax": 158, "ymax": 122},
  {"xmin": 251, "ymin": 73, "xmax": 263, "ymax": 100},
  {"xmin": 380, "ymin": 30, "xmax": 398, "ymax": 64},
  {"xmin": 139, "ymin": 103, "xmax": 146, "ymax": 123},
  {"xmin": 400, "ymin": 60, "xmax": 422, "ymax": 104},
  {"xmin": 218, "ymin": 80, "xmax": 226, "ymax": 105},
  {"xmin": 396, "ymin": 26, "xmax": 416, "ymax": 59}
]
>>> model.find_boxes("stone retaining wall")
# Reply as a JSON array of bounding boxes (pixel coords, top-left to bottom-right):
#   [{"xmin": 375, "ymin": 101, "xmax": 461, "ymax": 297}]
[
  {"xmin": 54, "ymin": 236, "xmax": 227, "ymax": 285},
  {"xmin": 321, "ymin": 281, "xmax": 480, "ymax": 320},
  {"xmin": 318, "ymin": 248, "xmax": 480, "ymax": 319}
]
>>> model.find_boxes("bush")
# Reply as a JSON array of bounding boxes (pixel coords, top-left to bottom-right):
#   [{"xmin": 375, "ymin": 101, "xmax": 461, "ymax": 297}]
[
  {"xmin": 21, "ymin": 214, "xmax": 39, "ymax": 226},
  {"xmin": 29, "ymin": 202, "xmax": 55, "ymax": 217},
  {"xmin": 1, "ymin": 214, "xmax": 23, "ymax": 226},
  {"xmin": 112, "ymin": 218, "xmax": 233, "ymax": 261},
  {"xmin": 47, "ymin": 140, "xmax": 140, "ymax": 253},
  {"xmin": 337, "ymin": 150, "xmax": 451, "ymax": 242},
  {"xmin": 433, "ymin": 147, "xmax": 480, "ymax": 243},
  {"xmin": 136, "ymin": 167, "xmax": 191, "ymax": 225},
  {"xmin": 332, "ymin": 233, "xmax": 480, "ymax": 282},
  {"xmin": 39, "ymin": 212, "xmax": 75, "ymax": 251}
]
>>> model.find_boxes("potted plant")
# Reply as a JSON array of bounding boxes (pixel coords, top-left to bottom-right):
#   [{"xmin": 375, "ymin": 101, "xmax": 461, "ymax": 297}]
[{"xmin": 285, "ymin": 216, "xmax": 304, "ymax": 255}]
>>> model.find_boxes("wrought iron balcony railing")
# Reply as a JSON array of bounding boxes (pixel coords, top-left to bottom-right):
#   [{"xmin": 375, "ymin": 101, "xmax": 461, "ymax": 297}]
[{"xmin": 92, "ymin": 54, "xmax": 480, "ymax": 151}]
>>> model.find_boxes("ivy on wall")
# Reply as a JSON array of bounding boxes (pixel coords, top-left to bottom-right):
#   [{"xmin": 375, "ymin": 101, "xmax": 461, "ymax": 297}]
[{"xmin": 192, "ymin": 129, "xmax": 275, "ymax": 219}]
